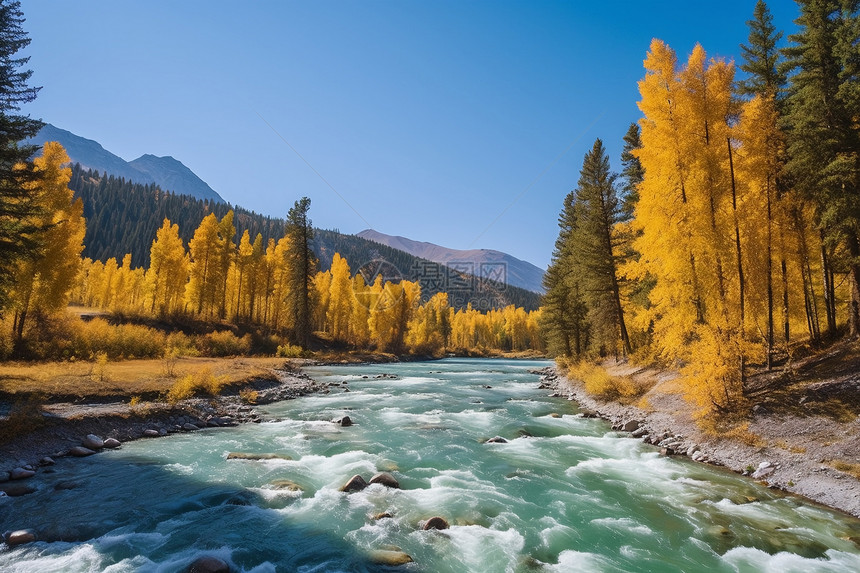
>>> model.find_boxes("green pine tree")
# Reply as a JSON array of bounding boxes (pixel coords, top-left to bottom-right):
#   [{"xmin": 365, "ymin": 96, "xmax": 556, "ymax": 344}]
[
  {"xmin": 285, "ymin": 197, "xmax": 316, "ymax": 347},
  {"xmin": 739, "ymin": 0, "xmax": 787, "ymax": 99},
  {"xmin": 0, "ymin": 0, "xmax": 43, "ymax": 314}
]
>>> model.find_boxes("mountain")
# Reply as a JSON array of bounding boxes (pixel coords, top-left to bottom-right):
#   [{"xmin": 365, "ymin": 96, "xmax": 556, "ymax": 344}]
[
  {"xmin": 357, "ymin": 229, "xmax": 546, "ymax": 294},
  {"xmin": 25, "ymin": 123, "xmax": 224, "ymax": 204},
  {"xmin": 129, "ymin": 154, "xmax": 222, "ymax": 204}
]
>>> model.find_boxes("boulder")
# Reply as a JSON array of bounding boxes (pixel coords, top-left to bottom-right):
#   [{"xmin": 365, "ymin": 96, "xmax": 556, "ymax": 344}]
[
  {"xmin": 486, "ymin": 436, "xmax": 507, "ymax": 444},
  {"xmin": 622, "ymin": 420, "xmax": 641, "ymax": 432},
  {"xmin": 549, "ymin": 413, "xmax": 561, "ymax": 418},
  {"xmin": 0, "ymin": 484, "xmax": 35, "ymax": 497},
  {"xmin": 187, "ymin": 556, "xmax": 231, "ymax": 573},
  {"xmin": 39, "ymin": 456, "xmax": 56, "ymax": 466},
  {"xmin": 335, "ymin": 416, "xmax": 353, "ymax": 427},
  {"xmin": 373, "ymin": 512, "xmax": 393, "ymax": 520},
  {"xmin": 182, "ymin": 423, "xmax": 200, "ymax": 431},
  {"xmin": 68, "ymin": 446, "xmax": 96, "ymax": 457},
  {"xmin": 369, "ymin": 472, "xmax": 400, "ymax": 489},
  {"xmin": 368, "ymin": 549, "xmax": 413, "ymax": 566},
  {"xmin": 422, "ymin": 516, "xmax": 450, "ymax": 530},
  {"xmin": 143, "ymin": 429, "xmax": 160, "ymax": 437},
  {"xmin": 686, "ymin": 445, "xmax": 700, "ymax": 457},
  {"xmin": 4, "ymin": 529, "xmax": 36, "ymax": 547},
  {"xmin": 631, "ymin": 427, "xmax": 648, "ymax": 438},
  {"xmin": 340, "ymin": 474, "xmax": 368, "ymax": 492},
  {"xmin": 9, "ymin": 467, "xmax": 35, "ymax": 480},
  {"xmin": 82, "ymin": 434, "xmax": 104, "ymax": 450},
  {"xmin": 226, "ymin": 452, "xmax": 292, "ymax": 461},
  {"xmin": 103, "ymin": 438, "xmax": 122, "ymax": 449}
]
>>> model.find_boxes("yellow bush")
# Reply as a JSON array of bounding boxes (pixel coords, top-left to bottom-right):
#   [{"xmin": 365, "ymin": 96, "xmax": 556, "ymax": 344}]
[
  {"xmin": 276, "ymin": 343, "xmax": 305, "ymax": 358},
  {"xmin": 197, "ymin": 330, "xmax": 252, "ymax": 357},
  {"xmin": 166, "ymin": 367, "xmax": 229, "ymax": 404},
  {"xmin": 567, "ymin": 361, "xmax": 640, "ymax": 402}
]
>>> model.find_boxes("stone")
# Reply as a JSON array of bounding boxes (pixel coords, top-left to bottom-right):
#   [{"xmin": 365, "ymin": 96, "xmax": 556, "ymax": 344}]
[
  {"xmin": 82, "ymin": 434, "xmax": 104, "ymax": 450},
  {"xmin": 368, "ymin": 550, "xmax": 413, "ymax": 566},
  {"xmin": 686, "ymin": 445, "xmax": 700, "ymax": 457},
  {"xmin": 0, "ymin": 484, "xmax": 36, "ymax": 497},
  {"xmin": 103, "ymin": 438, "xmax": 121, "ymax": 449},
  {"xmin": 751, "ymin": 466, "xmax": 775, "ymax": 480},
  {"xmin": 758, "ymin": 461, "xmax": 773, "ymax": 470},
  {"xmin": 183, "ymin": 423, "xmax": 200, "ymax": 431},
  {"xmin": 9, "ymin": 467, "xmax": 35, "ymax": 480},
  {"xmin": 373, "ymin": 512, "xmax": 393, "ymax": 520},
  {"xmin": 4, "ymin": 529, "xmax": 36, "ymax": 546},
  {"xmin": 187, "ymin": 556, "xmax": 231, "ymax": 573},
  {"xmin": 68, "ymin": 446, "xmax": 96, "ymax": 457},
  {"xmin": 143, "ymin": 429, "xmax": 160, "ymax": 437},
  {"xmin": 270, "ymin": 479, "xmax": 303, "ymax": 491},
  {"xmin": 659, "ymin": 447, "xmax": 674, "ymax": 457},
  {"xmin": 486, "ymin": 436, "xmax": 508, "ymax": 444},
  {"xmin": 39, "ymin": 456, "xmax": 56, "ymax": 466},
  {"xmin": 226, "ymin": 452, "xmax": 292, "ymax": 461},
  {"xmin": 422, "ymin": 516, "xmax": 450, "ymax": 530},
  {"xmin": 369, "ymin": 472, "xmax": 400, "ymax": 488},
  {"xmin": 340, "ymin": 474, "xmax": 368, "ymax": 492},
  {"xmin": 335, "ymin": 416, "xmax": 353, "ymax": 427},
  {"xmin": 549, "ymin": 413, "xmax": 561, "ymax": 418},
  {"xmin": 631, "ymin": 427, "xmax": 648, "ymax": 438},
  {"xmin": 622, "ymin": 420, "xmax": 641, "ymax": 432}
]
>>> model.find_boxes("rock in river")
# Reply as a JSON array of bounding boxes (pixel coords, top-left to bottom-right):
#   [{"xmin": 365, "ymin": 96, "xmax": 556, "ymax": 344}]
[
  {"xmin": 368, "ymin": 549, "xmax": 413, "ymax": 566},
  {"xmin": 422, "ymin": 516, "xmax": 450, "ymax": 530},
  {"xmin": 486, "ymin": 436, "xmax": 508, "ymax": 444},
  {"xmin": 103, "ymin": 438, "xmax": 122, "ymax": 449},
  {"xmin": 226, "ymin": 452, "xmax": 292, "ymax": 461},
  {"xmin": 68, "ymin": 446, "xmax": 96, "ymax": 457},
  {"xmin": 187, "ymin": 555, "xmax": 230, "ymax": 573},
  {"xmin": 369, "ymin": 472, "xmax": 400, "ymax": 489},
  {"xmin": 340, "ymin": 474, "xmax": 368, "ymax": 492},
  {"xmin": 9, "ymin": 467, "xmax": 35, "ymax": 480},
  {"xmin": 4, "ymin": 529, "xmax": 36, "ymax": 546},
  {"xmin": 82, "ymin": 434, "xmax": 104, "ymax": 450},
  {"xmin": 335, "ymin": 416, "xmax": 353, "ymax": 427}
]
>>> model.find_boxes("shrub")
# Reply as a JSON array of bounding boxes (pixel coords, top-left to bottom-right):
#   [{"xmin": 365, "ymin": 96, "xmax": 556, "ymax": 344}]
[
  {"xmin": 568, "ymin": 361, "xmax": 640, "ymax": 402},
  {"xmin": 276, "ymin": 343, "xmax": 305, "ymax": 358},
  {"xmin": 239, "ymin": 388, "xmax": 259, "ymax": 404},
  {"xmin": 197, "ymin": 330, "xmax": 252, "ymax": 357},
  {"xmin": 166, "ymin": 367, "xmax": 229, "ymax": 404}
]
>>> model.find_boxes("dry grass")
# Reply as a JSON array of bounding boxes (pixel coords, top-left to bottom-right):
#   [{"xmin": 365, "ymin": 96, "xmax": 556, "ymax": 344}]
[
  {"xmin": 0, "ymin": 356, "xmax": 290, "ymax": 401},
  {"xmin": 566, "ymin": 361, "xmax": 648, "ymax": 403},
  {"xmin": 831, "ymin": 460, "xmax": 860, "ymax": 480}
]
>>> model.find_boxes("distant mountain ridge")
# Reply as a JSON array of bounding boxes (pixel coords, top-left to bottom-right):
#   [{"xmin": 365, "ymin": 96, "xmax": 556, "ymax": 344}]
[
  {"xmin": 26, "ymin": 123, "xmax": 224, "ymax": 203},
  {"xmin": 358, "ymin": 229, "xmax": 545, "ymax": 294}
]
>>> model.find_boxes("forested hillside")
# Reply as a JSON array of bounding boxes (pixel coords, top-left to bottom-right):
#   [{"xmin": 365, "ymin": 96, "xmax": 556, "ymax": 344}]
[{"xmin": 69, "ymin": 165, "xmax": 540, "ymax": 311}]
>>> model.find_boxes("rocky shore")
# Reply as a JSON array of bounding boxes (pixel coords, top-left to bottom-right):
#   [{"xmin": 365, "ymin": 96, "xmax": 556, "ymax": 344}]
[
  {"xmin": 537, "ymin": 365, "xmax": 860, "ymax": 519},
  {"xmin": 0, "ymin": 367, "xmax": 324, "ymax": 492}
]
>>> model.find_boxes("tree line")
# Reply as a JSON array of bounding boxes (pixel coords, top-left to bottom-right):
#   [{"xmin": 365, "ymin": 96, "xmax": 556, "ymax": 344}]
[
  {"xmin": 541, "ymin": 0, "xmax": 860, "ymax": 416},
  {"xmin": 69, "ymin": 165, "xmax": 542, "ymax": 312}
]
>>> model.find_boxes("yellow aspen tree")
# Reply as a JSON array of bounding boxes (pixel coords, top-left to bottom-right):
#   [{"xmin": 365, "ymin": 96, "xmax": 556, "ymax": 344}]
[
  {"xmin": 187, "ymin": 213, "xmax": 222, "ymax": 317},
  {"xmin": 349, "ymin": 273, "xmax": 372, "ymax": 347},
  {"xmin": 216, "ymin": 211, "xmax": 236, "ymax": 319},
  {"xmin": 267, "ymin": 236, "xmax": 292, "ymax": 331},
  {"xmin": 313, "ymin": 270, "xmax": 332, "ymax": 333},
  {"xmin": 233, "ymin": 230, "xmax": 254, "ymax": 321},
  {"xmin": 327, "ymin": 253, "xmax": 353, "ymax": 342},
  {"xmin": 146, "ymin": 219, "xmax": 188, "ymax": 316},
  {"xmin": 10, "ymin": 142, "xmax": 86, "ymax": 341}
]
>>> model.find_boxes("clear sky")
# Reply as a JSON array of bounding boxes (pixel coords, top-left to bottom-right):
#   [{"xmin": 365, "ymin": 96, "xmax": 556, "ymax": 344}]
[{"xmin": 19, "ymin": 0, "xmax": 799, "ymax": 270}]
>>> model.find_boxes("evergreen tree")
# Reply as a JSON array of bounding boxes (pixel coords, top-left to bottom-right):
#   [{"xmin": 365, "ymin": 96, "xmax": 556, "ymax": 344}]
[
  {"xmin": 541, "ymin": 192, "xmax": 589, "ymax": 357},
  {"xmin": 739, "ymin": 0, "xmax": 787, "ymax": 98},
  {"xmin": 782, "ymin": 0, "xmax": 860, "ymax": 335},
  {"xmin": 571, "ymin": 139, "xmax": 631, "ymax": 357},
  {"xmin": 285, "ymin": 197, "xmax": 316, "ymax": 347},
  {"xmin": 619, "ymin": 123, "xmax": 644, "ymax": 221},
  {"xmin": 0, "ymin": 0, "xmax": 42, "ymax": 313}
]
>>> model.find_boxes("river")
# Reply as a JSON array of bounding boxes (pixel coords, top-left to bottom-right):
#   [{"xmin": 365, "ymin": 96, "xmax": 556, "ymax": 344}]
[{"xmin": 1, "ymin": 358, "xmax": 860, "ymax": 572}]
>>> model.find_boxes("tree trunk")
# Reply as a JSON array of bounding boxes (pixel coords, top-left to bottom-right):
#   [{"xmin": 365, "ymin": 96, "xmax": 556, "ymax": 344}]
[
  {"xmin": 820, "ymin": 230, "xmax": 836, "ymax": 337},
  {"xmin": 847, "ymin": 233, "xmax": 860, "ymax": 337}
]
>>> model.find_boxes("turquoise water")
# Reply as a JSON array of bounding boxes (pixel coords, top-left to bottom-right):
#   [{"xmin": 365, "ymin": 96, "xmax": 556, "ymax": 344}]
[{"xmin": 1, "ymin": 358, "xmax": 860, "ymax": 572}]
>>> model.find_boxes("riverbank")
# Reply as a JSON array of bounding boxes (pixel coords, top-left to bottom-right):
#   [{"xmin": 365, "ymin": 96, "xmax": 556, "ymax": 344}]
[
  {"xmin": 0, "ymin": 363, "xmax": 324, "ymax": 488},
  {"xmin": 543, "ymin": 362, "xmax": 860, "ymax": 519}
]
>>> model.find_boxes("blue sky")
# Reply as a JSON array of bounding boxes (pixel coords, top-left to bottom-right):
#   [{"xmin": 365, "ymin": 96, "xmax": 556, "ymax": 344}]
[{"xmin": 20, "ymin": 1, "xmax": 798, "ymax": 270}]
